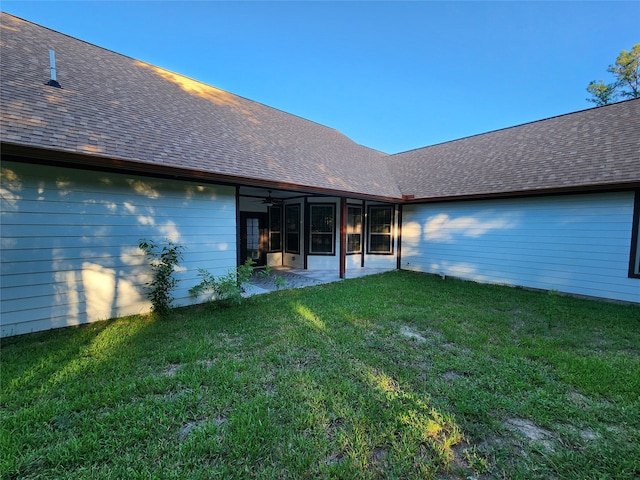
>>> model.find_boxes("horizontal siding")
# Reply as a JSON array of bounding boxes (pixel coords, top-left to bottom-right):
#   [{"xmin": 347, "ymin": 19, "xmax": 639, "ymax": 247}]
[
  {"xmin": 2, "ymin": 196, "xmax": 235, "ymax": 214},
  {"xmin": 1, "ymin": 241, "xmax": 236, "ymax": 263},
  {"xmin": 1, "ymin": 161, "xmax": 238, "ymax": 337},
  {"xmin": 1, "ymin": 256, "xmax": 236, "ymax": 301},
  {"xmin": 401, "ymin": 192, "xmax": 640, "ymax": 303},
  {"xmin": 1, "ymin": 234, "xmax": 236, "ymax": 250}
]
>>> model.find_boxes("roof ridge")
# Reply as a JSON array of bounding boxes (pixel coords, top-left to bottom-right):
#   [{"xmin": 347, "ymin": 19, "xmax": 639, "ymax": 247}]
[{"xmin": 390, "ymin": 97, "xmax": 640, "ymax": 157}]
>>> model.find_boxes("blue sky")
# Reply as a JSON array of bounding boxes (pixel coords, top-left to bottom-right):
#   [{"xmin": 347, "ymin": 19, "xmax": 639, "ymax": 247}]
[{"xmin": 2, "ymin": 1, "xmax": 638, "ymax": 154}]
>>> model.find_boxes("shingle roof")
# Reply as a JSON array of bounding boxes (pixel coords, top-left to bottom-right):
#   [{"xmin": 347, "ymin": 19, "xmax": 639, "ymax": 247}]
[
  {"xmin": 389, "ymin": 99, "xmax": 640, "ymax": 200},
  {"xmin": 0, "ymin": 13, "xmax": 400, "ymax": 199},
  {"xmin": 1, "ymin": 13, "xmax": 639, "ymax": 202}
]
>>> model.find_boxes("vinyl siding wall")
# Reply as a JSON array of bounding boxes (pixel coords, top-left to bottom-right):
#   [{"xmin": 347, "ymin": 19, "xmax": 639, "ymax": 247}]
[
  {"xmin": 401, "ymin": 192, "xmax": 639, "ymax": 303},
  {"xmin": 1, "ymin": 160, "xmax": 237, "ymax": 337}
]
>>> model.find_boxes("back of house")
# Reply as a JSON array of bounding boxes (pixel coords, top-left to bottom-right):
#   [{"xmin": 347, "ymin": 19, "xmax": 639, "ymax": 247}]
[{"xmin": 1, "ymin": 13, "xmax": 638, "ymax": 337}]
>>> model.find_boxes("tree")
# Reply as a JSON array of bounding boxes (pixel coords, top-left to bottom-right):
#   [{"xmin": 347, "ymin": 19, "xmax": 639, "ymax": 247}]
[
  {"xmin": 586, "ymin": 43, "xmax": 639, "ymax": 106},
  {"xmin": 611, "ymin": 44, "xmax": 640, "ymax": 98},
  {"xmin": 586, "ymin": 80, "xmax": 618, "ymax": 106}
]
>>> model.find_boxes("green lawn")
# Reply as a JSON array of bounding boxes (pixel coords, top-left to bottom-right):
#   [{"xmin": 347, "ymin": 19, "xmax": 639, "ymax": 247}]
[{"xmin": 2, "ymin": 271, "xmax": 639, "ymax": 479}]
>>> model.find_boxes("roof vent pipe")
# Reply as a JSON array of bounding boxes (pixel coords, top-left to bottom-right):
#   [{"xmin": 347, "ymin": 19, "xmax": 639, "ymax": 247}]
[{"xmin": 46, "ymin": 49, "xmax": 62, "ymax": 88}]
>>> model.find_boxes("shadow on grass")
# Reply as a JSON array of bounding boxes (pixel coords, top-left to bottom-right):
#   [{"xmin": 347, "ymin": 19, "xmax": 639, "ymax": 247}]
[
  {"xmin": 2, "ymin": 315, "xmax": 157, "ymax": 393},
  {"xmin": 2, "ymin": 270, "xmax": 638, "ymax": 479},
  {"xmin": 267, "ymin": 298, "xmax": 474, "ymax": 478}
]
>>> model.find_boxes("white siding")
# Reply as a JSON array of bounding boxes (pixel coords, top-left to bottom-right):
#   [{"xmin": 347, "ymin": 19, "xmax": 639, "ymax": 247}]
[
  {"xmin": 401, "ymin": 193, "xmax": 640, "ymax": 303},
  {"xmin": 1, "ymin": 161, "xmax": 237, "ymax": 337}
]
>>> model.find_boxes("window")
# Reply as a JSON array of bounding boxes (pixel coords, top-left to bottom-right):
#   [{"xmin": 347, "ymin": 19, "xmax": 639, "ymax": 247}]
[
  {"xmin": 309, "ymin": 204, "xmax": 335, "ymax": 255},
  {"xmin": 630, "ymin": 191, "xmax": 640, "ymax": 278},
  {"xmin": 285, "ymin": 204, "xmax": 300, "ymax": 254},
  {"xmin": 268, "ymin": 206, "xmax": 282, "ymax": 251},
  {"xmin": 368, "ymin": 205, "xmax": 394, "ymax": 254},
  {"xmin": 347, "ymin": 205, "xmax": 362, "ymax": 254},
  {"xmin": 245, "ymin": 217, "xmax": 260, "ymax": 261}
]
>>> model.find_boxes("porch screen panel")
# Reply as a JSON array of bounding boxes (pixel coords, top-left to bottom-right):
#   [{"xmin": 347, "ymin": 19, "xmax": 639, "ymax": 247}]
[
  {"xmin": 269, "ymin": 206, "xmax": 282, "ymax": 251},
  {"xmin": 347, "ymin": 206, "xmax": 362, "ymax": 254},
  {"xmin": 246, "ymin": 217, "xmax": 260, "ymax": 260},
  {"xmin": 285, "ymin": 204, "xmax": 300, "ymax": 254},
  {"xmin": 368, "ymin": 205, "xmax": 393, "ymax": 254},
  {"xmin": 310, "ymin": 204, "xmax": 335, "ymax": 255}
]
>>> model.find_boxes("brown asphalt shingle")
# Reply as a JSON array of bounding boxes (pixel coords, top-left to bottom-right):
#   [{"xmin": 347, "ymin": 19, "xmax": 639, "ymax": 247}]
[
  {"xmin": 1, "ymin": 13, "xmax": 639, "ymax": 201},
  {"xmin": 388, "ymin": 99, "xmax": 640, "ymax": 200},
  {"xmin": 0, "ymin": 13, "xmax": 399, "ymax": 199}
]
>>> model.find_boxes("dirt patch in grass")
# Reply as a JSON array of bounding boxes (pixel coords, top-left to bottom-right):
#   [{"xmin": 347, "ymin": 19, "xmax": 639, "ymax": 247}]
[
  {"xmin": 369, "ymin": 446, "xmax": 388, "ymax": 465},
  {"xmin": 324, "ymin": 450, "xmax": 345, "ymax": 466},
  {"xmin": 504, "ymin": 418, "xmax": 557, "ymax": 452},
  {"xmin": 323, "ymin": 420, "xmax": 347, "ymax": 466},
  {"xmin": 400, "ymin": 325, "xmax": 427, "ymax": 343},
  {"xmin": 442, "ymin": 371, "xmax": 465, "ymax": 382},
  {"xmin": 326, "ymin": 419, "xmax": 345, "ymax": 440},
  {"xmin": 218, "ymin": 332, "xmax": 243, "ymax": 346},
  {"xmin": 416, "ymin": 360, "xmax": 433, "ymax": 381},
  {"xmin": 213, "ymin": 415, "xmax": 228, "ymax": 426},
  {"xmin": 197, "ymin": 359, "xmax": 215, "ymax": 368},
  {"xmin": 568, "ymin": 390, "xmax": 590, "ymax": 406},
  {"xmin": 178, "ymin": 416, "xmax": 228, "ymax": 442},
  {"xmin": 558, "ymin": 423, "xmax": 601, "ymax": 443},
  {"xmin": 177, "ymin": 420, "xmax": 205, "ymax": 441},
  {"xmin": 578, "ymin": 428, "xmax": 599, "ymax": 442},
  {"xmin": 264, "ymin": 382, "xmax": 277, "ymax": 396},
  {"xmin": 162, "ymin": 363, "xmax": 181, "ymax": 377},
  {"xmin": 446, "ymin": 441, "xmax": 493, "ymax": 479}
]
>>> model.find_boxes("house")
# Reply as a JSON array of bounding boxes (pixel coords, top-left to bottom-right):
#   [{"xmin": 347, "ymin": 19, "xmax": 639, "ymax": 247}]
[{"xmin": 1, "ymin": 13, "xmax": 638, "ymax": 337}]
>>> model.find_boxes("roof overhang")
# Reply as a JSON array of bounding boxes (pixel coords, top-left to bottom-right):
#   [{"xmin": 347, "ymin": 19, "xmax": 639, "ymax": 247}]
[
  {"xmin": 401, "ymin": 182, "xmax": 640, "ymax": 204},
  {"xmin": 1, "ymin": 142, "xmax": 403, "ymax": 203},
  {"xmin": 3, "ymin": 142, "xmax": 638, "ymax": 205}
]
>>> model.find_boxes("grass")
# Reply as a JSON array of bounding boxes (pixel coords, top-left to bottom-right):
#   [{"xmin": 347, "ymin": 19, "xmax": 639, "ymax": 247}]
[{"xmin": 1, "ymin": 270, "xmax": 639, "ymax": 479}]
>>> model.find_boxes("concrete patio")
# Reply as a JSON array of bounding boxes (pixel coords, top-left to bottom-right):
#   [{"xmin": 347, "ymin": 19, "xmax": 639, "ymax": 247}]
[{"xmin": 243, "ymin": 267, "xmax": 394, "ymax": 296}]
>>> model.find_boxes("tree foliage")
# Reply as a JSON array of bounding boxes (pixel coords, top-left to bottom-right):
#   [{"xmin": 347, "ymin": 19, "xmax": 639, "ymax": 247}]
[{"xmin": 587, "ymin": 43, "xmax": 640, "ymax": 106}]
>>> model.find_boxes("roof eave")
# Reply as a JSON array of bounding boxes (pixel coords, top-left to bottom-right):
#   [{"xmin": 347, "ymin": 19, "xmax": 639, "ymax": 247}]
[
  {"xmin": 401, "ymin": 182, "xmax": 640, "ymax": 204},
  {"xmin": 1, "ymin": 142, "xmax": 404, "ymax": 203}
]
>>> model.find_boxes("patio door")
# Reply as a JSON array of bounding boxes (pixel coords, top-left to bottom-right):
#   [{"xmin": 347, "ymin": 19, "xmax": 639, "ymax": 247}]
[{"xmin": 240, "ymin": 212, "xmax": 268, "ymax": 267}]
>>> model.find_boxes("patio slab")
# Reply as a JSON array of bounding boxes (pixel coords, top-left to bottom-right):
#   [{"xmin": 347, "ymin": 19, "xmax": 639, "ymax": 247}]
[{"xmin": 245, "ymin": 267, "xmax": 393, "ymax": 294}]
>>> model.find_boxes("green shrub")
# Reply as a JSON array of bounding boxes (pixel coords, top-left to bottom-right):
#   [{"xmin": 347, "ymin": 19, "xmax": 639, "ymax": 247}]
[
  {"xmin": 138, "ymin": 238, "xmax": 184, "ymax": 315},
  {"xmin": 189, "ymin": 259, "xmax": 255, "ymax": 306}
]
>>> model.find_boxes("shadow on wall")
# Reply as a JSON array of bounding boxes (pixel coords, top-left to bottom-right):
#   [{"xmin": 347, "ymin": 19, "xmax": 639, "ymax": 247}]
[
  {"xmin": 0, "ymin": 162, "xmax": 236, "ymax": 336},
  {"xmin": 401, "ymin": 210, "xmax": 521, "ymax": 284},
  {"xmin": 421, "ymin": 213, "xmax": 518, "ymax": 241},
  {"xmin": 401, "ymin": 195, "xmax": 639, "ymax": 303}
]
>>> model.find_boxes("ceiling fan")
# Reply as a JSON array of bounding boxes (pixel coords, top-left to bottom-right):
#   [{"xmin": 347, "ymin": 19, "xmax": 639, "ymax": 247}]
[{"xmin": 260, "ymin": 191, "xmax": 283, "ymax": 207}]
